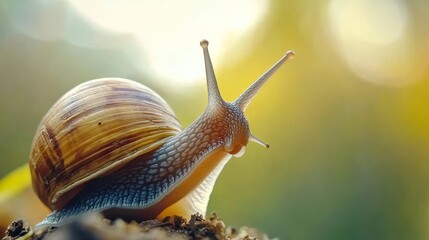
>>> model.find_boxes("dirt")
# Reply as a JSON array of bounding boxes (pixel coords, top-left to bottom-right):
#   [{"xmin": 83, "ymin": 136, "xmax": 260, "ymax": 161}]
[{"xmin": 2, "ymin": 213, "xmax": 270, "ymax": 240}]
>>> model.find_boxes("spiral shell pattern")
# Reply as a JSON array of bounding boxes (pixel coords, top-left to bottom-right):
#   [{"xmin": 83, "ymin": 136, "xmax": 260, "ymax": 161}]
[{"xmin": 29, "ymin": 78, "xmax": 181, "ymax": 210}]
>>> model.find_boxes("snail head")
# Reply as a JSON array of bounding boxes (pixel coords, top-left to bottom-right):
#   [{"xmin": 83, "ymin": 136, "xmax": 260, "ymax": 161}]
[{"xmin": 199, "ymin": 39, "xmax": 294, "ymax": 157}]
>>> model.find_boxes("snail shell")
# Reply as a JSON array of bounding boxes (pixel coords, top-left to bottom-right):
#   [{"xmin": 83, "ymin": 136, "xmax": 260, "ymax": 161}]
[
  {"xmin": 29, "ymin": 78, "xmax": 181, "ymax": 210},
  {"xmin": 30, "ymin": 40, "xmax": 295, "ymax": 229}
]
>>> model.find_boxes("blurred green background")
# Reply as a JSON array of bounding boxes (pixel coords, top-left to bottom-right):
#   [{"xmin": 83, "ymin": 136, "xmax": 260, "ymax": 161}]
[{"xmin": 1, "ymin": 0, "xmax": 429, "ymax": 239}]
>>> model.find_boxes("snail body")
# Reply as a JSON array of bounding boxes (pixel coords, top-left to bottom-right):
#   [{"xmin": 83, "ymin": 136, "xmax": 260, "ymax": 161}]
[{"xmin": 30, "ymin": 40, "xmax": 294, "ymax": 229}]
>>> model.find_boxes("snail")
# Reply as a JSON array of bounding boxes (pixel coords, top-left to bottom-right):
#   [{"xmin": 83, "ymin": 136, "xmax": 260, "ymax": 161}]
[{"xmin": 29, "ymin": 40, "xmax": 294, "ymax": 229}]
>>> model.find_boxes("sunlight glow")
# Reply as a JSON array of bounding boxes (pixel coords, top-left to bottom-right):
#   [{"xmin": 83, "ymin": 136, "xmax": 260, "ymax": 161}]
[
  {"xmin": 67, "ymin": 0, "xmax": 268, "ymax": 86},
  {"xmin": 326, "ymin": 0, "xmax": 421, "ymax": 87}
]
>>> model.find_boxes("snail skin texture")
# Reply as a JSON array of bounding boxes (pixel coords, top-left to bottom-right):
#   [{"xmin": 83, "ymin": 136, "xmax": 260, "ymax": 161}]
[{"xmin": 29, "ymin": 40, "xmax": 295, "ymax": 230}]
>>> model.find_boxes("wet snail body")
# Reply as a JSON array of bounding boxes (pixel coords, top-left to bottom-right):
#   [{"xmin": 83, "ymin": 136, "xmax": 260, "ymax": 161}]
[{"xmin": 29, "ymin": 40, "xmax": 294, "ymax": 229}]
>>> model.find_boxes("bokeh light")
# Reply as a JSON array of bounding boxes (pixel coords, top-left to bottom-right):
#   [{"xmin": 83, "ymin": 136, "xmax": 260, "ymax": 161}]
[
  {"xmin": 326, "ymin": 0, "xmax": 421, "ymax": 87},
  {"xmin": 68, "ymin": 0, "xmax": 268, "ymax": 85}
]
